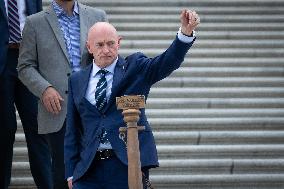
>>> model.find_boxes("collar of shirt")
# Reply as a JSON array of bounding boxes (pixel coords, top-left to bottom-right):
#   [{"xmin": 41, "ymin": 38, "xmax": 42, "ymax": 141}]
[
  {"xmin": 52, "ymin": 0, "xmax": 79, "ymax": 18},
  {"xmin": 91, "ymin": 57, "xmax": 118, "ymax": 77}
]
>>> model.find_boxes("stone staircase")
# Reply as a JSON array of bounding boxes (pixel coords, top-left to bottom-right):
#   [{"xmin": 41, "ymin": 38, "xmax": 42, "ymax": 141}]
[{"xmin": 10, "ymin": 0, "xmax": 284, "ymax": 188}]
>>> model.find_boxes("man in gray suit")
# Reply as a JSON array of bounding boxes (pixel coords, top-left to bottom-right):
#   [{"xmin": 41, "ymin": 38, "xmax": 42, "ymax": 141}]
[{"xmin": 17, "ymin": 0, "xmax": 107, "ymax": 188}]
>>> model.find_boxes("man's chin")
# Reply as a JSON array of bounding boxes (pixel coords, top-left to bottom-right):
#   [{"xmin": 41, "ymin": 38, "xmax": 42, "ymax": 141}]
[
  {"xmin": 101, "ymin": 57, "xmax": 113, "ymax": 62},
  {"xmin": 96, "ymin": 59, "xmax": 113, "ymax": 68}
]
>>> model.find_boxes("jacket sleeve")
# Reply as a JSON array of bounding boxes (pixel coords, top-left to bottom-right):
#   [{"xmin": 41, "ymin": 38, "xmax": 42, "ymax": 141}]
[
  {"xmin": 17, "ymin": 17, "xmax": 52, "ymax": 98},
  {"xmin": 136, "ymin": 36, "xmax": 196, "ymax": 85},
  {"xmin": 64, "ymin": 77, "xmax": 82, "ymax": 179},
  {"xmin": 37, "ymin": 0, "xmax": 43, "ymax": 12}
]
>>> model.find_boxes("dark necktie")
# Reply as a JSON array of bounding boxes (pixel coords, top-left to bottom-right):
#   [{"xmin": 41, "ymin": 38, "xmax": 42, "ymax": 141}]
[
  {"xmin": 95, "ymin": 69, "xmax": 108, "ymax": 112},
  {"xmin": 7, "ymin": 0, "xmax": 21, "ymax": 43}
]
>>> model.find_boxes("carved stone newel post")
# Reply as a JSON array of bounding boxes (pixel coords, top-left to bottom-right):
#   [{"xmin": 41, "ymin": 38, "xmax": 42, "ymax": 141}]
[{"xmin": 116, "ymin": 95, "xmax": 145, "ymax": 189}]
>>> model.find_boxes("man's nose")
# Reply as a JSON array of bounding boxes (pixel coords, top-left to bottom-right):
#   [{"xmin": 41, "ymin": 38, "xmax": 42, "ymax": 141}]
[{"xmin": 102, "ymin": 45, "xmax": 110, "ymax": 53}]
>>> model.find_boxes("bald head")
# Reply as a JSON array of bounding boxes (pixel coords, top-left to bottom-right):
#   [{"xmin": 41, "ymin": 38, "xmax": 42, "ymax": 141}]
[
  {"xmin": 86, "ymin": 22, "xmax": 121, "ymax": 68},
  {"xmin": 88, "ymin": 22, "xmax": 118, "ymax": 42}
]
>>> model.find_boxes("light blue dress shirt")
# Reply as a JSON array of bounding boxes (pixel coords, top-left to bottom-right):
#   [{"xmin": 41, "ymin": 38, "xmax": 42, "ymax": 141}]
[{"xmin": 52, "ymin": 1, "xmax": 81, "ymax": 72}]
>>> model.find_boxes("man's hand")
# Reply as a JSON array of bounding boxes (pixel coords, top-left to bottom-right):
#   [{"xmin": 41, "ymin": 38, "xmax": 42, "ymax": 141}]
[
  {"xmin": 180, "ymin": 9, "xmax": 200, "ymax": 36},
  {"xmin": 41, "ymin": 86, "xmax": 64, "ymax": 114},
  {"xmin": 68, "ymin": 179, "xmax": 73, "ymax": 189}
]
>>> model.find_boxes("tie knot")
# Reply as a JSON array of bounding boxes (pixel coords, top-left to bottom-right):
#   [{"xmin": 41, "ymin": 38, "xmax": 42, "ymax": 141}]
[{"xmin": 97, "ymin": 69, "xmax": 108, "ymax": 76}]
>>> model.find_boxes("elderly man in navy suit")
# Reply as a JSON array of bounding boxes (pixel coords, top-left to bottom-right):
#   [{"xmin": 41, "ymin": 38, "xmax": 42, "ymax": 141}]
[
  {"xmin": 65, "ymin": 9, "xmax": 200, "ymax": 189},
  {"xmin": 0, "ymin": 0, "xmax": 52, "ymax": 188}
]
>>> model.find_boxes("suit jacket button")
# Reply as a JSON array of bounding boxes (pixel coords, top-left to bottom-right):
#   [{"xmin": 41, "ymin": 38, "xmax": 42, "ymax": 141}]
[
  {"xmin": 67, "ymin": 73, "xmax": 71, "ymax": 77},
  {"xmin": 65, "ymin": 90, "xmax": 68, "ymax": 94}
]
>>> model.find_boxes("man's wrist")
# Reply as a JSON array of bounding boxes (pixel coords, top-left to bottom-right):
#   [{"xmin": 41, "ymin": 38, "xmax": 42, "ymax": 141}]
[
  {"xmin": 180, "ymin": 28, "xmax": 193, "ymax": 37},
  {"xmin": 177, "ymin": 27, "xmax": 196, "ymax": 43},
  {"xmin": 179, "ymin": 27, "xmax": 195, "ymax": 36},
  {"xmin": 67, "ymin": 176, "xmax": 73, "ymax": 181}
]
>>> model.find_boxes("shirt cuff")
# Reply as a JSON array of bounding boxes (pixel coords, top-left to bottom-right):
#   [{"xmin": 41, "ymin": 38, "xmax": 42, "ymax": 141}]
[
  {"xmin": 67, "ymin": 176, "xmax": 73, "ymax": 181},
  {"xmin": 177, "ymin": 27, "xmax": 196, "ymax": 43}
]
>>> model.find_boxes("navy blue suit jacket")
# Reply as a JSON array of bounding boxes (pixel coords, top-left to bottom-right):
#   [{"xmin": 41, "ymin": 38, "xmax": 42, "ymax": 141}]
[
  {"xmin": 65, "ymin": 36, "xmax": 195, "ymax": 181},
  {"xmin": 0, "ymin": 0, "xmax": 42, "ymax": 75}
]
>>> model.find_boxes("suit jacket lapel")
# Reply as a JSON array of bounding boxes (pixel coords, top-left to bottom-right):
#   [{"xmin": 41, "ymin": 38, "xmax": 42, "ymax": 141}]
[
  {"xmin": 81, "ymin": 57, "xmax": 127, "ymax": 113},
  {"xmin": 104, "ymin": 56, "xmax": 128, "ymax": 112},
  {"xmin": 25, "ymin": 0, "xmax": 38, "ymax": 15},
  {"xmin": 78, "ymin": 3, "xmax": 90, "ymax": 67},
  {"xmin": 45, "ymin": 5, "xmax": 70, "ymax": 64},
  {"xmin": 0, "ymin": 1, "xmax": 7, "ymax": 22},
  {"xmin": 79, "ymin": 63, "xmax": 93, "ymax": 100},
  {"xmin": 25, "ymin": 0, "xmax": 31, "ymax": 15}
]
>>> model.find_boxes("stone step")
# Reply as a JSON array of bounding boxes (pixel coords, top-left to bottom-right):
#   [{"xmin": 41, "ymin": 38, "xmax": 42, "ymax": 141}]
[
  {"xmin": 11, "ymin": 162, "xmax": 31, "ymax": 177},
  {"xmin": 119, "ymin": 48, "xmax": 284, "ymax": 58},
  {"xmin": 122, "ymin": 57, "xmax": 284, "ymax": 68},
  {"xmin": 108, "ymin": 14, "xmax": 284, "ymax": 23},
  {"xmin": 121, "ymin": 39, "xmax": 284, "ymax": 49},
  {"xmin": 150, "ymin": 174, "xmax": 284, "ymax": 189},
  {"xmin": 13, "ymin": 147, "xmax": 29, "ymax": 162},
  {"xmin": 9, "ymin": 174, "xmax": 284, "ymax": 189},
  {"xmin": 15, "ymin": 116, "xmax": 284, "ymax": 133},
  {"xmin": 113, "ymin": 22, "xmax": 284, "ymax": 31},
  {"xmin": 152, "ymin": 159, "xmax": 284, "ymax": 175},
  {"xmin": 147, "ymin": 117, "xmax": 284, "ymax": 131},
  {"xmin": 146, "ymin": 98, "xmax": 284, "ymax": 109},
  {"xmin": 15, "ymin": 131, "xmax": 284, "ymax": 146},
  {"xmin": 168, "ymin": 68, "xmax": 284, "ymax": 77},
  {"xmin": 15, "ymin": 117, "xmax": 284, "ymax": 133},
  {"xmin": 81, "ymin": 0, "xmax": 284, "ymax": 7},
  {"xmin": 100, "ymin": 6, "xmax": 284, "ymax": 15},
  {"xmin": 145, "ymin": 109, "xmax": 284, "ymax": 118},
  {"xmin": 152, "ymin": 131, "xmax": 284, "ymax": 145},
  {"xmin": 149, "ymin": 87, "xmax": 284, "ymax": 98},
  {"xmin": 14, "ymin": 134, "xmax": 26, "ymax": 147},
  {"xmin": 11, "ymin": 158, "xmax": 284, "ymax": 177},
  {"xmin": 16, "ymin": 112, "xmax": 284, "ymax": 132},
  {"xmin": 9, "ymin": 177, "xmax": 35, "ymax": 189},
  {"xmin": 118, "ymin": 31, "xmax": 284, "ymax": 40},
  {"xmin": 12, "ymin": 144, "xmax": 284, "ymax": 161},
  {"xmin": 155, "ymin": 77, "xmax": 284, "ymax": 87},
  {"xmin": 156, "ymin": 144, "xmax": 284, "ymax": 159},
  {"xmin": 181, "ymin": 58, "xmax": 284, "ymax": 67}
]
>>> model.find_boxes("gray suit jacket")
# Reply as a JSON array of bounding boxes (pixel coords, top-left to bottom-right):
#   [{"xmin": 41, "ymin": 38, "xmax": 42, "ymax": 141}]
[{"xmin": 17, "ymin": 3, "xmax": 107, "ymax": 134}]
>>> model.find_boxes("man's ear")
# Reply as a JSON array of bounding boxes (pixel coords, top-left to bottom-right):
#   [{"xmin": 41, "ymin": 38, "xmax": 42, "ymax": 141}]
[
  {"xmin": 117, "ymin": 36, "xmax": 122, "ymax": 48},
  {"xmin": 86, "ymin": 41, "xmax": 91, "ymax": 53}
]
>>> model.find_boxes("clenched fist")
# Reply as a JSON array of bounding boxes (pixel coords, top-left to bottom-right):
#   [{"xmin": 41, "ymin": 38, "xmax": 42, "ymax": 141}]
[{"xmin": 180, "ymin": 9, "xmax": 200, "ymax": 36}]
